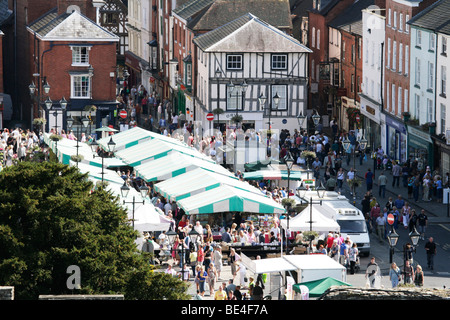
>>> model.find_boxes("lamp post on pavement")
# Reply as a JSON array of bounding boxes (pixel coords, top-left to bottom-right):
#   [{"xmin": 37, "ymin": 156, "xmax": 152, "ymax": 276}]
[
  {"xmin": 90, "ymin": 136, "xmax": 116, "ymax": 183},
  {"xmin": 296, "ymin": 184, "xmax": 325, "ymax": 252},
  {"xmin": 120, "ymin": 182, "xmax": 149, "ymax": 230}
]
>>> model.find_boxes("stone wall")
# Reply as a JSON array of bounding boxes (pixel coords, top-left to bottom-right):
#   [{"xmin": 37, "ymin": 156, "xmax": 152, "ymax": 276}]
[
  {"xmin": 320, "ymin": 286, "xmax": 450, "ymax": 300},
  {"xmin": 0, "ymin": 287, "xmax": 14, "ymax": 300}
]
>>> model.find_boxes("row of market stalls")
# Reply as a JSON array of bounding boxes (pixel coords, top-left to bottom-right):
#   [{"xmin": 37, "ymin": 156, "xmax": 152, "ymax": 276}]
[{"xmin": 44, "ymin": 127, "xmax": 352, "ymax": 299}]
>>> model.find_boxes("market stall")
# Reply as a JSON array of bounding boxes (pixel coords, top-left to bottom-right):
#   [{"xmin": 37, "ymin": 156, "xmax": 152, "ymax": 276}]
[
  {"xmin": 280, "ymin": 204, "xmax": 340, "ymax": 232},
  {"xmin": 177, "ymin": 185, "xmax": 286, "ymax": 215},
  {"xmin": 134, "ymin": 152, "xmax": 234, "ymax": 182},
  {"xmin": 115, "ymin": 138, "xmax": 214, "ymax": 167},
  {"xmin": 153, "ymin": 168, "xmax": 262, "ymax": 202}
]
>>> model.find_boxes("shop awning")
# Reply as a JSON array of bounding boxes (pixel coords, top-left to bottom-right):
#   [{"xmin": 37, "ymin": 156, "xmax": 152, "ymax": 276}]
[
  {"xmin": 153, "ymin": 167, "xmax": 263, "ymax": 202},
  {"xmin": 96, "ymin": 126, "xmax": 187, "ymax": 152},
  {"xmin": 115, "ymin": 138, "xmax": 214, "ymax": 167},
  {"xmin": 134, "ymin": 152, "xmax": 234, "ymax": 182},
  {"xmin": 243, "ymin": 170, "xmax": 304, "ymax": 181},
  {"xmin": 177, "ymin": 185, "xmax": 286, "ymax": 215}
]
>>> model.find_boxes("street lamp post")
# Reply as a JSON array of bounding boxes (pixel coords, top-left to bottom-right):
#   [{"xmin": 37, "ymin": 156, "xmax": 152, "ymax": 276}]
[
  {"xmin": 90, "ymin": 136, "xmax": 116, "ymax": 183},
  {"xmin": 387, "ymin": 227, "xmax": 399, "ymax": 264},
  {"xmin": 120, "ymin": 181, "xmax": 149, "ymax": 230},
  {"xmin": 281, "ymin": 152, "xmax": 295, "ymax": 256},
  {"xmin": 403, "ymin": 227, "xmax": 420, "ymax": 284},
  {"xmin": 229, "ymin": 79, "xmax": 248, "ymax": 129},
  {"xmin": 296, "ymin": 184, "xmax": 325, "ymax": 252},
  {"xmin": 29, "ymin": 74, "xmax": 51, "ymax": 124},
  {"xmin": 67, "ymin": 113, "xmax": 90, "ymax": 168}
]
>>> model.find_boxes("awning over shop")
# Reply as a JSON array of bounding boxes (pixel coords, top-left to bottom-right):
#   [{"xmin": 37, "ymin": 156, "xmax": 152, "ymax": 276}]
[
  {"xmin": 96, "ymin": 126, "xmax": 186, "ymax": 152},
  {"xmin": 115, "ymin": 138, "xmax": 214, "ymax": 167},
  {"xmin": 243, "ymin": 170, "xmax": 303, "ymax": 181},
  {"xmin": 292, "ymin": 277, "xmax": 351, "ymax": 297},
  {"xmin": 154, "ymin": 167, "xmax": 263, "ymax": 202},
  {"xmin": 280, "ymin": 204, "xmax": 340, "ymax": 232},
  {"xmin": 134, "ymin": 152, "xmax": 234, "ymax": 182},
  {"xmin": 177, "ymin": 185, "xmax": 286, "ymax": 215}
]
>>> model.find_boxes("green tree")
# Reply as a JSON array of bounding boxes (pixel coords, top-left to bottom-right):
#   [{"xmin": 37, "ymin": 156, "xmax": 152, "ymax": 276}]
[{"xmin": 0, "ymin": 162, "xmax": 189, "ymax": 300}]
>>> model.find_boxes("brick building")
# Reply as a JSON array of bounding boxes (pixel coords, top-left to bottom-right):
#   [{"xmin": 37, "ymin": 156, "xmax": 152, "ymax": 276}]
[{"xmin": 25, "ymin": 0, "xmax": 119, "ymax": 135}]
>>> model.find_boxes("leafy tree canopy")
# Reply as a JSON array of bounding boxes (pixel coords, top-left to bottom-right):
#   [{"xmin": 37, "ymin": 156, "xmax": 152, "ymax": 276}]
[{"xmin": 0, "ymin": 162, "xmax": 189, "ymax": 300}]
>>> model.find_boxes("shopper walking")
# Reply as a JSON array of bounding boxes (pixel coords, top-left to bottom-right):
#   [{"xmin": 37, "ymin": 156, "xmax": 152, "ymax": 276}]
[
  {"xmin": 378, "ymin": 171, "xmax": 388, "ymax": 198},
  {"xmin": 424, "ymin": 237, "xmax": 437, "ymax": 270}
]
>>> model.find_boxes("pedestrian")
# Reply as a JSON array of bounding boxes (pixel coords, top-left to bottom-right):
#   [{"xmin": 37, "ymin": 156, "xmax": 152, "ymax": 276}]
[
  {"xmin": 389, "ymin": 262, "xmax": 401, "ymax": 288},
  {"xmin": 196, "ymin": 265, "xmax": 208, "ymax": 297},
  {"xmin": 214, "ymin": 285, "xmax": 227, "ymax": 300},
  {"xmin": 378, "ymin": 171, "xmax": 388, "ymax": 198},
  {"xmin": 329, "ymin": 240, "xmax": 340, "ymax": 262},
  {"xmin": 408, "ymin": 209, "xmax": 418, "ymax": 233},
  {"xmin": 326, "ymin": 175, "xmax": 336, "ymax": 191},
  {"xmin": 424, "ymin": 237, "xmax": 437, "ymax": 270},
  {"xmin": 417, "ymin": 209, "xmax": 428, "ymax": 240},
  {"xmin": 337, "ymin": 167, "xmax": 345, "ymax": 192},
  {"xmin": 339, "ymin": 240, "xmax": 349, "ymax": 267},
  {"xmin": 376, "ymin": 214, "xmax": 386, "ymax": 242},
  {"xmin": 414, "ymin": 265, "xmax": 424, "ymax": 287},
  {"xmin": 401, "ymin": 202, "xmax": 411, "ymax": 229},
  {"xmin": 392, "ymin": 161, "xmax": 402, "ymax": 187},
  {"xmin": 407, "ymin": 175, "xmax": 415, "ymax": 199},
  {"xmin": 365, "ymin": 257, "xmax": 379, "ymax": 288},
  {"xmin": 236, "ymin": 261, "xmax": 247, "ymax": 288},
  {"xmin": 348, "ymin": 243, "xmax": 359, "ymax": 274},
  {"xmin": 213, "ymin": 246, "xmax": 223, "ymax": 280},
  {"xmin": 404, "ymin": 260, "xmax": 415, "ymax": 284},
  {"xmin": 369, "ymin": 203, "xmax": 381, "ymax": 234},
  {"xmin": 365, "ymin": 168, "xmax": 374, "ymax": 192},
  {"xmin": 207, "ymin": 262, "xmax": 217, "ymax": 296},
  {"xmin": 229, "ymin": 247, "xmax": 240, "ymax": 280}
]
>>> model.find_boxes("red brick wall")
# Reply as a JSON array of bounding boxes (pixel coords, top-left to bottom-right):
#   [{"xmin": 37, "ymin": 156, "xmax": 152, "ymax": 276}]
[
  {"xmin": 341, "ymin": 31, "xmax": 362, "ymax": 103},
  {"xmin": 30, "ymin": 39, "xmax": 117, "ymax": 107}
]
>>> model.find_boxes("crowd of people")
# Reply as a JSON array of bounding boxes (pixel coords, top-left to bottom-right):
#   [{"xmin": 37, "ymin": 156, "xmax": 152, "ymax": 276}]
[{"xmin": 0, "ymin": 127, "xmax": 43, "ymax": 169}]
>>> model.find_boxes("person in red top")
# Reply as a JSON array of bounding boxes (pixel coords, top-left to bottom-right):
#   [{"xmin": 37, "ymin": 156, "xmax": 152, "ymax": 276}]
[
  {"xmin": 178, "ymin": 215, "xmax": 188, "ymax": 231},
  {"xmin": 326, "ymin": 233, "xmax": 335, "ymax": 252}
]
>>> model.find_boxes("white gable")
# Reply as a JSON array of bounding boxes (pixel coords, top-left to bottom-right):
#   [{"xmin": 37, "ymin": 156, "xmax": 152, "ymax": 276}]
[
  {"xmin": 44, "ymin": 10, "xmax": 119, "ymax": 41},
  {"xmin": 206, "ymin": 18, "xmax": 311, "ymax": 53}
]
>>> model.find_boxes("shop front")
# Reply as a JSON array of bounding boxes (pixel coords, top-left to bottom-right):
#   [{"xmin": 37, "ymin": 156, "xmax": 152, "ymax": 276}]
[
  {"xmin": 385, "ymin": 114, "xmax": 407, "ymax": 164},
  {"xmin": 360, "ymin": 94, "xmax": 383, "ymax": 152},
  {"xmin": 407, "ymin": 125, "xmax": 434, "ymax": 171}
]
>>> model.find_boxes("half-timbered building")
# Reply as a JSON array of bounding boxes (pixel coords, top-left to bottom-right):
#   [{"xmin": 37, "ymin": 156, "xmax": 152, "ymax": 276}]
[{"xmin": 192, "ymin": 13, "xmax": 311, "ymax": 133}]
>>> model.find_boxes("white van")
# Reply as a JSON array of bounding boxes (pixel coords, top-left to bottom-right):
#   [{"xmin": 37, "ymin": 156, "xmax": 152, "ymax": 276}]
[{"xmin": 322, "ymin": 200, "xmax": 371, "ymax": 257}]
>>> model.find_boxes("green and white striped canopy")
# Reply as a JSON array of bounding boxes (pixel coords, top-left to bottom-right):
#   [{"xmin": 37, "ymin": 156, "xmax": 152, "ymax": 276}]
[
  {"xmin": 243, "ymin": 170, "xmax": 304, "ymax": 181},
  {"xmin": 134, "ymin": 152, "xmax": 234, "ymax": 182},
  {"xmin": 96, "ymin": 126, "xmax": 186, "ymax": 152},
  {"xmin": 177, "ymin": 185, "xmax": 286, "ymax": 215},
  {"xmin": 44, "ymin": 133, "xmax": 125, "ymax": 167},
  {"xmin": 154, "ymin": 167, "xmax": 263, "ymax": 202},
  {"xmin": 115, "ymin": 138, "xmax": 214, "ymax": 167}
]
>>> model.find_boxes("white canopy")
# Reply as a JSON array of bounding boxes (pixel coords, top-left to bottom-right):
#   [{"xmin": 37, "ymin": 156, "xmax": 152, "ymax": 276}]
[
  {"xmin": 154, "ymin": 167, "xmax": 263, "ymax": 201},
  {"xmin": 280, "ymin": 204, "xmax": 340, "ymax": 232},
  {"xmin": 131, "ymin": 203, "xmax": 172, "ymax": 232}
]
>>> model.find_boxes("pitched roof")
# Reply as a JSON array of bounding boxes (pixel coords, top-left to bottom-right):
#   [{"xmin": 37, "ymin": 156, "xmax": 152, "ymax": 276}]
[
  {"xmin": 189, "ymin": 0, "xmax": 293, "ymax": 31},
  {"xmin": 193, "ymin": 13, "xmax": 311, "ymax": 53},
  {"xmin": 0, "ymin": 0, "xmax": 13, "ymax": 26},
  {"xmin": 407, "ymin": 0, "xmax": 450, "ymax": 35},
  {"xmin": 328, "ymin": 0, "xmax": 375, "ymax": 36},
  {"xmin": 173, "ymin": 0, "xmax": 216, "ymax": 20},
  {"xmin": 28, "ymin": 8, "xmax": 119, "ymax": 41}
]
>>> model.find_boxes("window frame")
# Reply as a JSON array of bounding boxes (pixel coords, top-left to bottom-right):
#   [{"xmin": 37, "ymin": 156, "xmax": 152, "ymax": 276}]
[
  {"xmin": 271, "ymin": 54, "xmax": 288, "ymax": 70},
  {"xmin": 70, "ymin": 74, "xmax": 91, "ymax": 99},
  {"xmin": 226, "ymin": 54, "xmax": 243, "ymax": 71},
  {"xmin": 271, "ymin": 85, "xmax": 288, "ymax": 111},
  {"xmin": 71, "ymin": 46, "xmax": 91, "ymax": 66}
]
